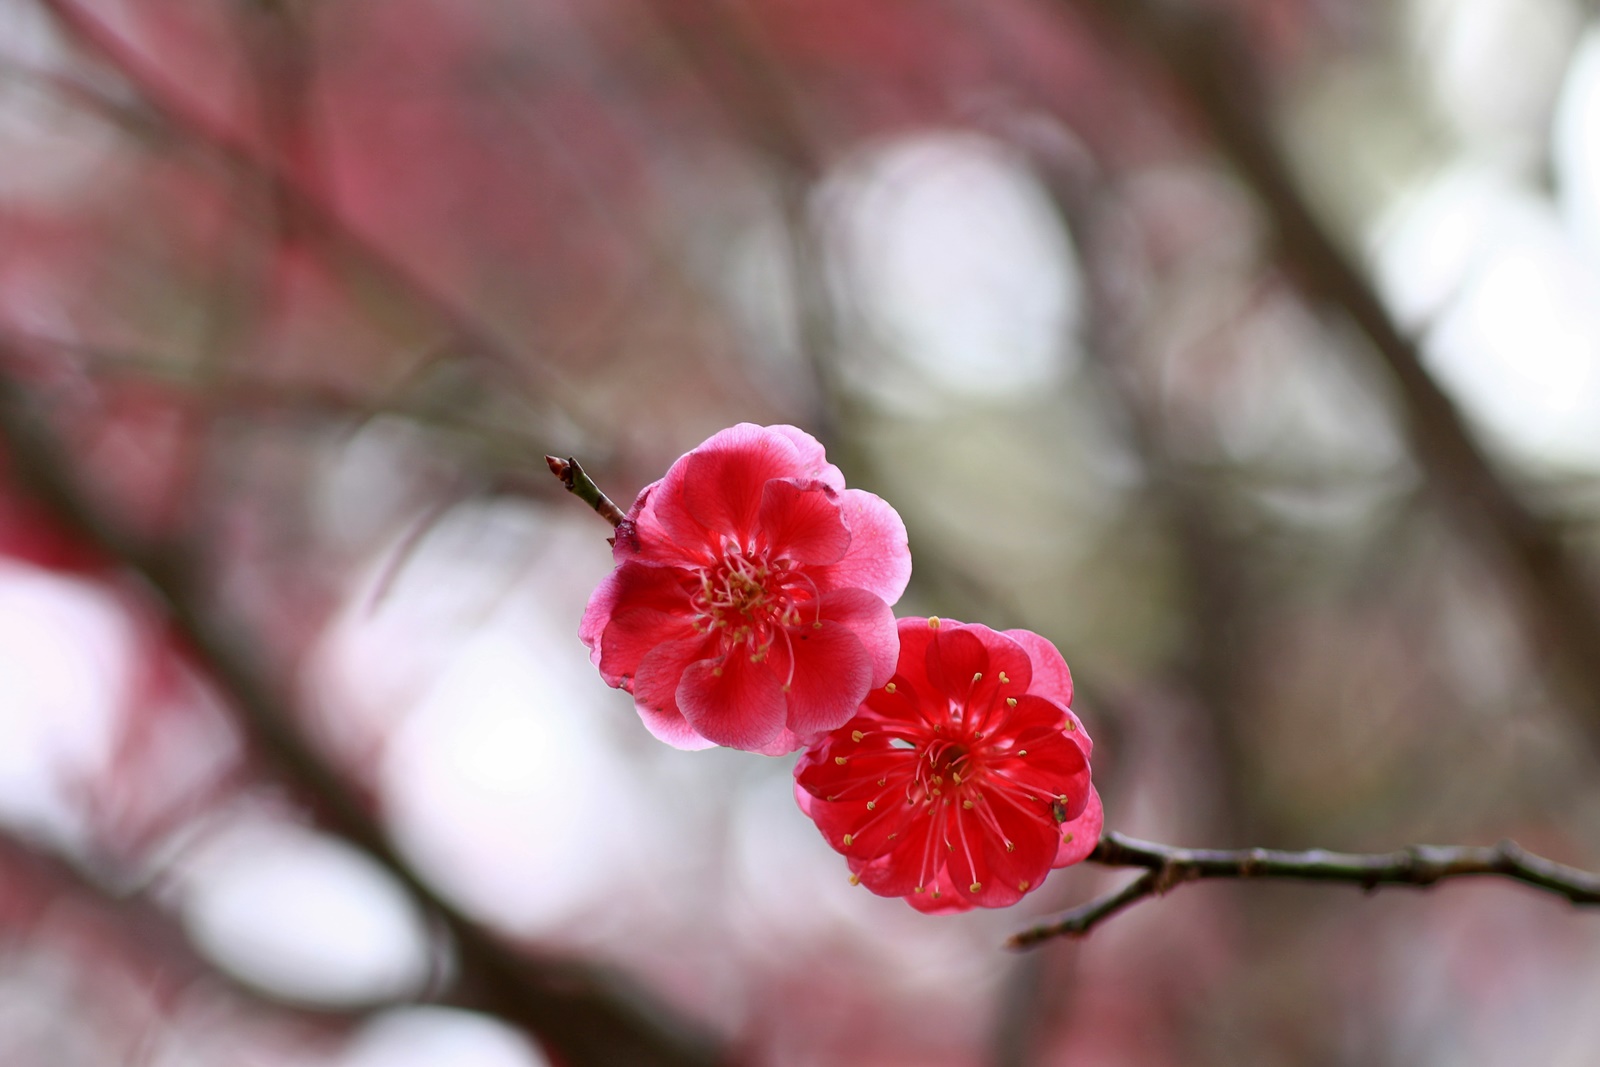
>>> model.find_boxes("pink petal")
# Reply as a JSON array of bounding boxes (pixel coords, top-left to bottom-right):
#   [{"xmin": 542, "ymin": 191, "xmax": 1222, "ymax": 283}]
[
  {"xmin": 1053, "ymin": 785, "xmax": 1103, "ymax": 867},
  {"xmin": 1005, "ymin": 627, "xmax": 1075, "ymax": 710},
  {"xmin": 766, "ymin": 424, "xmax": 846, "ymax": 489},
  {"xmin": 678, "ymin": 650, "xmax": 787, "ymax": 751},
  {"xmin": 757, "ymin": 478, "xmax": 850, "ymax": 565},
  {"xmin": 680, "ymin": 425, "xmax": 806, "ymax": 543},
  {"xmin": 631, "ymin": 635, "xmax": 718, "ymax": 750},
  {"xmin": 815, "ymin": 587, "xmax": 899, "ymax": 689},
  {"xmin": 812, "ymin": 489, "xmax": 911, "ymax": 603},
  {"xmin": 768, "ymin": 619, "xmax": 874, "ymax": 740},
  {"xmin": 591, "ymin": 562, "xmax": 699, "ymax": 687}
]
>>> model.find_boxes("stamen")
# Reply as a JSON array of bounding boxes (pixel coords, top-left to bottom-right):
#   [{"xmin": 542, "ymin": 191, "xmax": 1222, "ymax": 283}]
[{"xmin": 998, "ymin": 671, "xmax": 1009, "ymax": 684}]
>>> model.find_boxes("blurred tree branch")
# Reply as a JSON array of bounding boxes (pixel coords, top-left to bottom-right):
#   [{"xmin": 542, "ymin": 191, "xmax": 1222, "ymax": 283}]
[
  {"xmin": 31, "ymin": 0, "xmax": 599, "ymax": 445},
  {"xmin": 0, "ymin": 356, "xmax": 722, "ymax": 1065},
  {"xmin": 1052, "ymin": 0, "xmax": 1600, "ymax": 753},
  {"xmin": 1009, "ymin": 831, "xmax": 1600, "ymax": 948}
]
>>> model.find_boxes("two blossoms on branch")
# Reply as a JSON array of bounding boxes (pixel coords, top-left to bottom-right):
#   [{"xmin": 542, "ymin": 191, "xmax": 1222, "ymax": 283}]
[{"xmin": 575, "ymin": 424, "xmax": 1101, "ymax": 913}]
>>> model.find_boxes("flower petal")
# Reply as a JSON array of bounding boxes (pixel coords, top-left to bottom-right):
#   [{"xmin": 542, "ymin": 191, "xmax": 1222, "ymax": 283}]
[
  {"xmin": 758, "ymin": 478, "xmax": 850, "ymax": 565},
  {"xmin": 765, "ymin": 424, "xmax": 846, "ymax": 490},
  {"xmin": 816, "ymin": 587, "xmax": 899, "ymax": 688},
  {"xmin": 630, "ymin": 635, "xmax": 718, "ymax": 749},
  {"xmin": 767, "ymin": 620, "xmax": 874, "ymax": 741},
  {"xmin": 678, "ymin": 651, "xmax": 787, "ymax": 750},
  {"xmin": 1005, "ymin": 627, "xmax": 1075, "ymax": 710},
  {"xmin": 812, "ymin": 489, "xmax": 911, "ymax": 603},
  {"xmin": 590, "ymin": 562, "xmax": 699, "ymax": 687},
  {"xmin": 1053, "ymin": 785, "xmax": 1103, "ymax": 867},
  {"xmin": 679, "ymin": 425, "xmax": 806, "ymax": 543}
]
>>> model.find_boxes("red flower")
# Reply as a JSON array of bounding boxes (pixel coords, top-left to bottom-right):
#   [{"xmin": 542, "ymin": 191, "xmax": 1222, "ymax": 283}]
[
  {"xmin": 795, "ymin": 617, "xmax": 1102, "ymax": 912},
  {"xmin": 581, "ymin": 424, "xmax": 911, "ymax": 754}
]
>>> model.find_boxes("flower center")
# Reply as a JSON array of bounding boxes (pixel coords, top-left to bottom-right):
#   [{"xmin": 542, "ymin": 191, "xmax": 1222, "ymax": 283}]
[{"xmin": 690, "ymin": 542, "xmax": 819, "ymax": 665}]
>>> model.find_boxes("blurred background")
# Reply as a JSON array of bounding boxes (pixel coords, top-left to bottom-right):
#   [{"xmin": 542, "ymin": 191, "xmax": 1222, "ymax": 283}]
[{"xmin": 3, "ymin": 0, "xmax": 1600, "ymax": 1063}]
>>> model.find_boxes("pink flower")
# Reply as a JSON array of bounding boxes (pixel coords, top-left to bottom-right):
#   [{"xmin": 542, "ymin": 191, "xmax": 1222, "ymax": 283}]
[
  {"xmin": 581, "ymin": 424, "xmax": 911, "ymax": 754},
  {"xmin": 794, "ymin": 617, "xmax": 1102, "ymax": 913}
]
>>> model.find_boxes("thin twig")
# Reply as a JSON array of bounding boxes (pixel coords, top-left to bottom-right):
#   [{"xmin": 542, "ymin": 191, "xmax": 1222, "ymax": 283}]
[
  {"xmin": 1008, "ymin": 831, "xmax": 1600, "ymax": 948},
  {"xmin": 546, "ymin": 456, "xmax": 626, "ymax": 528}
]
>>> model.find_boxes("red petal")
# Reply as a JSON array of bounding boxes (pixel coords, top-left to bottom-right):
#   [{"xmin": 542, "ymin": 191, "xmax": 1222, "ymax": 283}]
[
  {"xmin": 943, "ymin": 794, "xmax": 1056, "ymax": 909},
  {"xmin": 768, "ymin": 620, "xmax": 874, "ymax": 739},
  {"xmin": 923, "ymin": 625, "xmax": 991, "ymax": 704},
  {"xmin": 592, "ymin": 563, "xmax": 699, "ymax": 686},
  {"xmin": 757, "ymin": 479, "xmax": 850, "ymax": 564},
  {"xmin": 811, "ymin": 488, "xmax": 911, "ymax": 603},
  {"xmin": 678, "ymin": 650, "xmax": 787, "ymax": 750},
  {"xmin": 631, "ymin": 635, "xmax": 718, "ymax": 749},
  {"xmin": 680, "ymin": 425, "xmax": 805, "ymax": 543}
]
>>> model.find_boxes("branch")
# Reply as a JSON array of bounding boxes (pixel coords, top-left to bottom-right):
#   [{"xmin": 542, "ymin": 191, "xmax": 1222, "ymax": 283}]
[
  {"xmin": 1008, "ymin": 831, "xmax": 1600, "ymax": 949},
  {"xmin": 0, "ymin": 365, "xmax": 720, "ymax": 1064},
  {"xmin": 546, "ymin": 456, "xmax": 626, "ymax": 528},
  {"xmin": 1053, "ymin": 0, "xmax": 1600, "ymax": 755}
]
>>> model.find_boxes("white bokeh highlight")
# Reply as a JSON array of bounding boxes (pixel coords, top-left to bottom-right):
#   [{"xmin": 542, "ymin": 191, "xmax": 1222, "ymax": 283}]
[
  {"xmin": 177, "ymin": 819, "xmax": 431, "ymax": 1006},
  {"xmin": 0, "ymin": 561, "xmax": 128, "ymax": 849},
  {"xmin": 822, "ymin": 131, "xmax": 1082, "ymax": 405}
]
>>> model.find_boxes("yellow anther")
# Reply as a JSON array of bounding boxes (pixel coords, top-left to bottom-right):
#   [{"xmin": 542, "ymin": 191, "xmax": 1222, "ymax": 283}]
[
  {"xmin": 866, "ymin": 801, "xmax": 876, "ymax": 811},
  {"xmin": 1006, "ymin": 697, "xmax": 1018, "ymax": 707},
  {"xmin": 781, "ymin": 684, "xmax": 791, "ymax": 693},
  {"xmin": 851, "ymin": 730, "xmax": 864, "ymax": 742},
  {"xmin": 1018, "ymin": 880, "xmax": 1030, "ymax": 891},
  {"xmin": 972, "ymin": 671, "xmax": 983, "ymax": 682},
  {"xmin": 1057, "ymin": 794, "xmax": 1070, "ymax": 803},
  {"xmin": 914, "ymin": 886, "xmax": 924, "ymax": 894},
  {"xmin": 928, "ymin": 617, "xmax": 941, "ymax": 628},
  {"xmin": 1065, "ymin": 720, "xmax": 1076, "ymax": 731},
  {"xmin": 834, "ymin": 756, "xmax": 847, "ymax": 765},
  {"xmin": 849, "ymin": 874, "xmax": 860, "ymax": 886},
  {"xmin": 842, "ymin": 834, "xmax": 854, "ymax": 846},
  {"xmin": 712, "ymin": 667, "xmax": 723, "ymax": 677},
  {"xmin": 962, "ymin": 800, "xmax": 974, "ymax": 809},
  {"xmin": 1018, "ymin": 749, "xmax": 1027, "ymax": 756},
  {"xmin": 951, "ymin": 771, "xmax": 961, "ymax": 784},
  {"xmin": 931, "ymin": 888, "xmax": 941, "ymax": 899},
  {"xmin": 877, "ymin": 778, "xmax": 886, "ymax": 787},
  {"xmin": 826, "ymin": 794, "xmax": 839, "ymax": 801},
  {"xmin": 969, "ymin": 881, "xmax": 982, "ymax": 893},
  {"xmin": 813, "ymin": 620, "xmax": 823, "ymax": 629},
  {"xmin": 998, "ymin": 671, "xmax": 1009, "ymax": 684},
  {"xmin": 1005, "ymin": 840, "xmax": 1015, "ymax": 852},
  {"xmin": 1063, "ymin": 832, "xmax": 1075, "ymax": 842},
  {"xmin": 931, "ymin": 775, "xmax": 943, "ymax": 786},
  {"xmin": 885, "ymin": 682, "xmax": 897, "ymax": 693}
]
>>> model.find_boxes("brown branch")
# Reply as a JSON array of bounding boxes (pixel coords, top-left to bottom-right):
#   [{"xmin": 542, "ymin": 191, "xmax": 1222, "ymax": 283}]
[
  {"xmin": 0, "ymin": 366, "xmax": 720, "ymax": 1065},
  {"xmin": 546, "ymin": 456, "xmax": 626, "ymax": 529},
  {"xmin": 1008, "ymin": 831, "xmax": 1600, "ymax": 949},
  {"xmin": 1052, "ymin": 0, "xmax": 1600, "ymax": 754}
]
